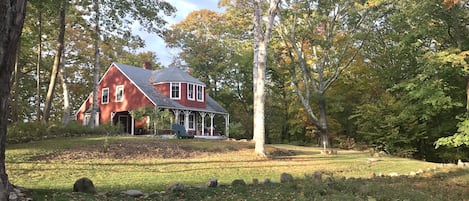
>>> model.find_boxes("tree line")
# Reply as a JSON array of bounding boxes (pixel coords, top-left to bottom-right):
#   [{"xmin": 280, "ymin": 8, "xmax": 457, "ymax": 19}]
[
  {"xmin": 166, "ymin": 0, "xmax": 469, "ymax": 162},
  {"xmin": 2, "ymin": 0, "xmax": 469, "ymax": 179}
]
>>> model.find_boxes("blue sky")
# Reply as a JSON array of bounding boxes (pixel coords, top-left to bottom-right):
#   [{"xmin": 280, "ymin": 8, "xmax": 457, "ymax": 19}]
[{"xmin": 136, "ymin": 0, "xmax": 222, "ymax": 67}]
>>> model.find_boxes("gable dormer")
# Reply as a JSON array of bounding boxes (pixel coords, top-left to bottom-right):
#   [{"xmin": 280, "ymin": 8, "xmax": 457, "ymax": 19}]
[{"xmin": 150, "ymin": 67, "xmax": 206, "ymax": 108}]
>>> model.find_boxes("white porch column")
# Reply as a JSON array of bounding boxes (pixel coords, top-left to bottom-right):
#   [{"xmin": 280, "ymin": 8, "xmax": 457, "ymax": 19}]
[
  {"xmin": 184, "ymin": 110, "xmax": 191, "ymax": 131},
  {"xmin": 209, "ymin": 113, "xmax": 216, "ymax": 136},
  {"xmin": 199, "ymin": 112, "xmax": 206, "ymax": 136},
  {"xmin": 225, "ymin": 114, "xmax": 230, "ymax": 138},
  {"xmin": 173, "ymin": 109, "xmax": 181, "ymax": 124}
]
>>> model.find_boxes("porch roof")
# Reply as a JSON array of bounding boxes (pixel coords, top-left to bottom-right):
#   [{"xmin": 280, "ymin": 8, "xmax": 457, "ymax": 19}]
[{"xmin": 114, "ymin": 63, "xmax": 228, "ymax": 115}]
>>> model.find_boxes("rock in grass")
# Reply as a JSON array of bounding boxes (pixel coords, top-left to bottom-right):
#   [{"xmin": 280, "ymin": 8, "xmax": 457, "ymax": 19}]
[
  {"xmin": 252, "ymin": 178, "xmax": 259, "ymax": 185},
  {"xmin": 231, "ymin": 179, "xmax": 246, "ymax": 186},
  {"xmin": 263, "ymin": 178, "xmax": 272, "ymax": 184},
  {"xmin": 122, "ymin": 190, "xmax": 144, "ymax": 197},
  {"xmin": 73, "ymin": 177, "xmax": 96, "ymax": 194},
  {"xmin": 312, "ymin": 171, "xmax": 322, "ymax": 183},
  {"xmin": 388, "ymin": 172, "xmax": 399, "ymax": 177},
  {"xmin": 280, "ymin": 172, "xmax": 293, "ymax": 183},
  {"xmin": 207, "ymin": 178, "xmax": 218, "ymax": 188},
  {"xmin": 167, "ymin": 183, "xmax": 185, "ymax": 193}
]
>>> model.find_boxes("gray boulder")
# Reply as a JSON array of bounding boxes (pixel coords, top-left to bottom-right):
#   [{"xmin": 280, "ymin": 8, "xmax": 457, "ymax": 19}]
[
  {"xmin": 207, "ymin": 178, "xmax": 218, "ymax": 188},
  {"xmin": 312, "ymin": 171, "xmax": 322, "ymax": 183},
  {"xmin": 73, "ymin": 177, "xmax": 96, "ymax": 194},
  {"xmin": 280, "ymin": 172, "xmax": 293, "ymax": 183},
  {"xmin": 122, "ymin": 190, "xmax": 144, "ymax": 197},
  {"xmin": 167, "ymin": 183, "xmax": 185, "ymax": 193},
  {"xmin": 231, "ymin": 179, "xmax": 246, "ymax": 186}
]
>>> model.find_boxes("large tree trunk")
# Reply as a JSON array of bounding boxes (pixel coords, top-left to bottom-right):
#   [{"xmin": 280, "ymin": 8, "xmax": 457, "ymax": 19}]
[
  {"xmin": 252, "ymin": 0, "xmax": 280, "ymax": 157},
  {"xmin": 466, "ymin": 74, "xmax": 469, "ymax": 118},
  {"xmin": 60, "ymin": 53, "xmax": 70, "ymax": 125},
  {"xmin": 89, "ymin": 0, "xmax": 100, "ymax": 128},
  {"xmin": 0, "ymin": 0, "xmax": 27, "ymax": 200},
  {"xmin": 36, "ymin": 5, "xmax": 42, "ymax": 121},
  {"xmin": 43, "ymin": 0, "xmax": 66, "ymax": 123},
  {"xmin": 317, "ymin": 93, "xmax": 330, "ymax": 148}
]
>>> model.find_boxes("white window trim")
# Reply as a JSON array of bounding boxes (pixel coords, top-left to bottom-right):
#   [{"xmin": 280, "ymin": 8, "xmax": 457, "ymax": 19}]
[
  {"xmin": 196, "ymin": 85, "xmax": 204, "ymax": 102},
  {"xmin": 102, "ymin": 88, "xmax": 109, "ymax": 104},
  {"xmin": 116, "ymin": 85, "xmax": 124, "ymax": 102},
  {"xmin": 170, "ymin": 82, "xmax": 181, "ymax": 100},
  {"xmin": 83, "ymin": 113, "xmax": 90, "ymax": 126},
  {"xmin": 187, "ymin": 83, "xmax": 195, "ymax": 101},
  {"xmin": 83, "ymin": 112, "xmax": 99, "ymax": 126}
]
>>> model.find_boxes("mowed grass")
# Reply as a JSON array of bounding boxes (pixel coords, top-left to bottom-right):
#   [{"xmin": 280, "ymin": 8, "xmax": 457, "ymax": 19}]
[{"xmin": 5, "ymin": 136, "xmax": 469, "ymax": 200}]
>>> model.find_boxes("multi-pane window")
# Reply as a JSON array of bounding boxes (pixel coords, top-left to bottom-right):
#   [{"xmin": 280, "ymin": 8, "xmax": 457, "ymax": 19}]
[
  {"xmin": 171, "ymin": 82, "xmax": 181, "ymax": 99},
  {"xmin": 116, "ymin": 85, "xmax": 124, "ymax": 102},
  {"xmin": 102, "ymin": 88, "xmax": 109, "ymax": 104},
  {"xmin": 187, "ymin": 83, "xmax": 195, "ymax": 100},
  {"xmin": 197, "ymin": 85, "xmax": 204, "ymax": 102},
  {"xmin": 189, "ymin": 114, "xmax": 195, "ymax": 130}
]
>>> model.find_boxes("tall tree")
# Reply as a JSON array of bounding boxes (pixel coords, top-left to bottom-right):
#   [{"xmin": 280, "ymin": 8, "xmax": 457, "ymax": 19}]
[
  {"xmin": 60, "ymin": 49, "xmax": 71, "ymax": 124},
  {"xmin": 252, "ymin": 0, "xmax": 280, "ymax": 156},
  {"xmin": 89, "ymin": 0, "xmax": 100, "ymax": 128},
  {"xmin": 277, "ymin": 0, "xmax": 373, "ymax": 147},
  {"xmin": 0, "ymin": 0, "xmax": 27, "ymax": 199},
  {"xmin": 87, "ymin": 0, "xmax": 175, "ymax": 127},
  {"xmin": 36, "ymin": 1, "xmax": 42, "ymax": 121},
  {"xmin": 354, "ymin": 0, "xmax": 467, "ymax": 160},
  {"xmin": 43, "ymin": 0, "xmax": 67, "ymax": 123}
]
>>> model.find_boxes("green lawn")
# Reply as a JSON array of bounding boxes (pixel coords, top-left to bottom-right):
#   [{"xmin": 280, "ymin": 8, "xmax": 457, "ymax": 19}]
[{"xmin": 6, "ymin": 136, "xmax": 469, "ymax": 200}]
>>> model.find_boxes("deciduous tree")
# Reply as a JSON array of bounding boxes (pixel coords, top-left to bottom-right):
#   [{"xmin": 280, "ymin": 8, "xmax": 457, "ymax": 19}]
[
  {"xmin": 277, "ymin": 0, "xmax": 374, "ymax": 147},
  {"xmin": 0, "ymin": 0, "xmax": 27, "ymax": 199}
]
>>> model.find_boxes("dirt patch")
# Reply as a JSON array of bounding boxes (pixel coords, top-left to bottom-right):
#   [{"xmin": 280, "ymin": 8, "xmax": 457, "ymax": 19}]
[{"xmin": 33, "ymin": 141, "xmax": 215, "ymax": 161}]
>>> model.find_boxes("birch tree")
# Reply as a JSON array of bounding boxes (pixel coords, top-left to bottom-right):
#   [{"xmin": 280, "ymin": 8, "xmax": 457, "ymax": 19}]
[
  {"xmin": 89, "ymin": 0, "xmax": 100, "ymax": 128},
  {"xmin": 0, "ymin": 0, "xmax": 27, "ymax": 199},
  {"xmin": 43, "ymin": 0, "xmax": 67, "ymax": 123},
  {"xmin": 253, "ymin": 0, "xmax": 281, "ymax": 156}
]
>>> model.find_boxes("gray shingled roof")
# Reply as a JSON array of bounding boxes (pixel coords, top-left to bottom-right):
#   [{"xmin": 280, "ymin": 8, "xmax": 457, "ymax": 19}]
[
  {"xmin": 113, "ymin": 62, "xmax": 227, "ymax": 114},
  {"xmin": 152, "ymin": 67, "xmax": 205, "ymax": 85}
]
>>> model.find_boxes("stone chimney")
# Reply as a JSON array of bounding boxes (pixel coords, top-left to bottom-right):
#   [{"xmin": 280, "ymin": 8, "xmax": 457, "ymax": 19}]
[{"xmin": 142, "ymin": 62, "xmax": 152, "ymax": 70}]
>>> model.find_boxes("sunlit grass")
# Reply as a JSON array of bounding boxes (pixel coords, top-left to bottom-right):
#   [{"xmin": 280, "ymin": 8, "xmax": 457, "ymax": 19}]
[{"xmin": 5, "ymin": 136, "xmax": 467, "ymax": 200}]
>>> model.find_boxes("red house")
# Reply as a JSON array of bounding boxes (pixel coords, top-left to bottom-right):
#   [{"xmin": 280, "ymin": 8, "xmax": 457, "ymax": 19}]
[{"xmin": 75, "ymin": 62, "xmax": 229, "ymax": 136}]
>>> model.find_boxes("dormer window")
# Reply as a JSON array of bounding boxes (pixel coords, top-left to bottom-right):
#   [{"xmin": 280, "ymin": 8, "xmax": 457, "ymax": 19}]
[
  {"xmin": 171, "ymin": 82, "xmax": 181, "ymax": 99},
  {"xmin": 187, "ymin": 83, "xmax": 195, "ymax": 101},
  {"xmin": 197, "ymin": 85, "xmax": 204, "ymax": 102}
]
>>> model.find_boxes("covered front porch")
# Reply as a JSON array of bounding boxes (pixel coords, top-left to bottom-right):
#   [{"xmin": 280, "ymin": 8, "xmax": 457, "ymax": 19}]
[
  {"xmin": 113, "ymin": 107, "xmax": 229, "ymax": 137},
  {"xmin": 172, "ymin": 109, "xmax": 229, "ymax": 137}
]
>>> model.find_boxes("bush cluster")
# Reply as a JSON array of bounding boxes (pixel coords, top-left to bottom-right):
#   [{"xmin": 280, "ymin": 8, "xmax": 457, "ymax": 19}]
[{"xmin": 7, "ymin": 121, "xmax": 121, "ymax": 144}]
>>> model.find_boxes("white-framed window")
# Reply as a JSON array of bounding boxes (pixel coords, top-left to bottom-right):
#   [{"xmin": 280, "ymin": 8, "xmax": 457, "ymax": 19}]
[
  {"xmin": 101, "ymin": 88, "xmax": 109, "ymax": 104},
  {"xmin": 116, "ymin": 85, "xmax": 124, "ymax": 102},
  {"xmin": 83, "ymin": 112, "xmax": 99, "ymax": 126},
  {"xmin": 170, "ymin": 82, "xmax": 181, "ymax": 100},
  {"xmin": 197, "ymin": 85, "xmax": 204, "ymax": 102},
  {"xmin": 189, "ymin": 114, "xmax": 195, "ymax": 130},
  {"xmin": 187, "ymin": 83, "xmax": 195, "ymax": 101}
]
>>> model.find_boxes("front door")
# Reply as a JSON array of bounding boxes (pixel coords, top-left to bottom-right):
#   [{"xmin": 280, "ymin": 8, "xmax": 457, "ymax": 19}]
[{"xmin": 118, "ymin": 115, "xmax": 129, "ymax": 133}]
